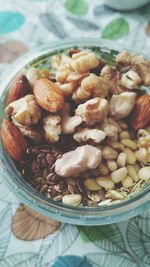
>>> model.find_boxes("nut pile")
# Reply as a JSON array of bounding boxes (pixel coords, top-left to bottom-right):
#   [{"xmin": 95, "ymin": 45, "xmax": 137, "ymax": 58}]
[{"xmin": 1, "ymin": 48, "xmax": 150, "ymax": 207}]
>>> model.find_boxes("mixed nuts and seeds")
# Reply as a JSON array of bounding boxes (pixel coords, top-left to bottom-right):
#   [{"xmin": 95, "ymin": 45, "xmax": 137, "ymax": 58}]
[{"xmin": 1, "ymin": 48, "xmax": 150, "ymax": 207}]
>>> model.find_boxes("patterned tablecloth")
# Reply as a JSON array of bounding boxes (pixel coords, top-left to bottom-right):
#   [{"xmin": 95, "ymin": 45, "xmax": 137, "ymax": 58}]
[{"xmin": 0, "ymin": 1, "xmax": 150, "ymax": 266}]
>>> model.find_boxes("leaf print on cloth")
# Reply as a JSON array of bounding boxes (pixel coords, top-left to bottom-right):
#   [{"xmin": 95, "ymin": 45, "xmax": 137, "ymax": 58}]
[
  {"xmin": 127, "ymin": 215, "xmax": 150, "ymax": 265},
  {"xmin": 0, "ymin": 253, "xmax": 37, "ymax": 267},
  {"xmin": 0, "ymin": 181, "xmax": 19, "ymax": 204},
  {"xmin": 51, "ymin": 255, "xmax": 93, "ymax": 267},
  {"xmin": 66, "ymin": 16, "xmax": 99, "ymax": 31},
  {"xmin": 93, "ymin": 5, "xmax": 113, "ymax": 17},
  {"xmin": 77, "ymin": 225, "xmax": 125, "ymax": 252},
  {"xmin": 0, "ymin": 40, "xmax": 28, "ymax": 64},
  {"xmin": 36, "ymin": 224, "xmax": 78, "ymax": 267},
  {"xmin": 86, "ymin": 253, "xmax": 138, "ymax": 267},
  {"xmin": 145, "ymin": 22, "xmax": 150, "ymax": 37},
  {"xmin": 101, "ymin": 18, "xmax": 129, "ymax": 40},
  {"xmin": 0, "ymin": 205, "xmax": 12, "ymax": 257},
  {"xmin": 0, "ymin": 12, "xmax": 25, "ymax": 34},
  {"xmin": 137, "ymin": 210, "xmax": 150, "ymax": 236},
  {"xmin": 40, "ymin": 13, "xmax": 67, "ymax": 38},
  {"xmin": 64, "ymin": 0, "xmax": 88, "ymax": 16},
  {"xmin": 12, "ymin": 205, "xmax": 61, "ymax": 241}
]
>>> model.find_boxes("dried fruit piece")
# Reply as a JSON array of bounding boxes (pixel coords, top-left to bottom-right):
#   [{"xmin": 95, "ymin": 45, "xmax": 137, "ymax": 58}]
[
  {"xmin": 131, "ymin": 95, "xmax": 150, "ymax": 130},
  {"xmin": 34, "ymin": 79, "xmax": 65, "ymax": 113},
  {"xmin": 1, "ymin": 119, "xmax": 27, "ymax": 161},
  {"xmin": 7, "ymin": 74, "xmax": 31, "ymax": 104},
  {"xmin": 6, "ymin": 94, "xmax": 41, "ymax": 126},
  {"xmin": 55, "ymin": 145, "xmax": 102, "ymax": 177}
]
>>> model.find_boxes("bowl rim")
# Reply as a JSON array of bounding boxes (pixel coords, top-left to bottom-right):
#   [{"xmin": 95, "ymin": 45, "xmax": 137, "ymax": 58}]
[{"xmin": 0, "ymin": 38, "xmax": 150, "ymax": 225}]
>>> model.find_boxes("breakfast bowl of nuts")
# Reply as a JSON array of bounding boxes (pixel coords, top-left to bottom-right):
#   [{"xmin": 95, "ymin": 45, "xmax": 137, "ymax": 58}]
[{"xmin": 0, "ymin": 39, "xmax": 149, "ymax": 225}]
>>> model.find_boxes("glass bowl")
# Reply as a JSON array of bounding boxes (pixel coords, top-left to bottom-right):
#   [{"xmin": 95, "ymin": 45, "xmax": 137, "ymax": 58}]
[{"xmin": 0, "ymin": 38, "xmax": 149, "ymax": 226}]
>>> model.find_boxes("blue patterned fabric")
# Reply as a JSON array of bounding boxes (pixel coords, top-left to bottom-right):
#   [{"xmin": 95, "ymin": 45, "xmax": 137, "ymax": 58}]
[{"xmin": 0, "ymin": 1, "xmax": 150, "ymax": 266}]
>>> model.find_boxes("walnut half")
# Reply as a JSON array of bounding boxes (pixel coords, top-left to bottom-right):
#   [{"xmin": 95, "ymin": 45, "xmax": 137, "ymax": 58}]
[
  {"xmin": 75, "ymin": 97, "xmax": 108, "ymax": 125},
  {"xmin": 73, "ymin": 128, "xmax": 106, "ymax": 143},
  {"xmin": 109, "ymin": 92, "xmax": 137, "ymax": 120},
  {"xmin": 43, "ymin": 115, "xmax": 61, "ymax": 143},
  {"xmin": 6, "ymin": 94, "xmax": 41, "ymax": 126}
]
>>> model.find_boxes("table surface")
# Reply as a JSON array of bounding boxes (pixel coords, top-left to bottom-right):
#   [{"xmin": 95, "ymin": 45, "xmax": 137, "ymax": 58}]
[{"xmin": 0, "ymin": 1, "xmax": 150, "ymax": 267}]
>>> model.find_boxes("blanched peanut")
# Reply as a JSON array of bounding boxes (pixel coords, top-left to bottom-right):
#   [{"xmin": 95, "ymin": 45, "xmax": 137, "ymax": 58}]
[
  {"xmin": 138, "ymin": 167, "xmax": 150, "ymax": 180},
  {"xmin": 124, "ymin": 148, "xmax": 136, "ymax": 164},
  {"xmin": 98, "ymin": 163, "xmax": 109, "ymax": 175},
  {"xmin": 120, "ymin": 131, "xmax": 130, "ymax": 139},
  {"xmin": 105, "ymin": 190, "xmax": 125, "ymax": 200},
  {"xmin": 107, "ymin": 118, "xmax": 122, "ymax": 132},
  {"xmin": 62, "ymin": 194, "xmax": 82, "ymax": 206},
  {"xmin": 107, "ymin": 141, "xmax": 124, "ymax": 151},
  {"xmin": 117, "ymin": 152, "xmax": 127, "ymax": 167},
  {"xmin": 96, "ymin": 177, "xmax": 114, "ymax": 189},
  {"xmin": 111, "ymin": 167, "xmax": 127, "ymax": 183},
  {"xmin": 102, "ymin": 146, "xmax": 118, "ymax": 160},
  {"xmin": 106, "ymin": 160, "xmax": 117, "ymax": 172},
  {"xmin": 117, "ymin": 120, "xmax": 128, "ymax": 130},
  {"xmin": 127, "ymin": 165, "xmax": 139, "ymax": 182},
  {"xmin": 122, "ymin": 175, "xmax": 133, "ymax": 188},
  {"xmin": 121, "ymin": 139, "xmax": 137, "ymax": 151},
  {"xmin": 84, "ymin": 179, "xmax": 101, "ymax": 191},
  {"xmin": 87, "ymin": 191, "xmax": 101, "ymax": 202}
]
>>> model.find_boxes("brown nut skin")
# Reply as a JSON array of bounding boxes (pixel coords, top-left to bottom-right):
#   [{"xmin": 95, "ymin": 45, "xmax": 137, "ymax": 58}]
[
  {"xmin": 1, "ymin": 119, "xmax": 27, "ymax": 161},
  {"xmin": 33, "ymin": 79, "xmax": 65, "ymax": 113},
  {"xmin": 7, "ymin": 74, "xmax": 31, "ymax": 104},
  {"xmin": 131, "ymin": 95, "xmax": 150, "ymax": 130}
]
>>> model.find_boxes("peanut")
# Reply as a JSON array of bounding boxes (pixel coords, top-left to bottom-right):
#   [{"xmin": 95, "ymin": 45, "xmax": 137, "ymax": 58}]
[
  {"xmin": 107, "ymin": 118, "xmax": 122, "ymax": 132},
  {"xmin": 127, "ymin": 165, "xmax": 139, "ymax": 182},
  {"xmin": 124, "ymin": 148, "xmax": 136, "ymax": 164},
  {"xmin": 111, "ymin": 167, "xmax": 128, "ymax": 183},
  {"xmin": 122, "ymin": 175, "xmax": 133, "ymax": 188},
  {"xmin": 102, "ymin": 146, "xmax": 118, "ymax": 160},
  {"xmin": 121, "ymin": 139, "xmax": 137, "ymax": 151},
  {"xmin": 107, "ymin": 141, "xmax": 124, "ymax": 151},
  {"xmin": 62, "ymin": 194, "xmax": 82, "ymax": 206},
  {"xmin": 84, "ymin": 179, "xmax": 101, "ymax": 191},
  {"xmin": 96, "ymin": 177, "xmax": 114, "ymax": 189},
  {"xmin": 118, "ymin": 120, "xmax": 128, "ymax": 130},
  {"xmin": 106, "ymin": 160, "xmax": 117, "ymax": 172},
  {"xmin": 119, "ymin": 131, "xmax": 130, "ymax": 139},
  {"xmin": 138, "ymin": 167, "xmax": 150, "ymax": 180},
  {"xmin": 117, "ymin": 152, "xmax": 127, "ymax": 167},
  {"xmin": 98, "ymin": 163, "xmax": 109, "ymax": 175},
  {"xmin": 105, "ymin": 190, "xmax": 125, "ymax": 200}
]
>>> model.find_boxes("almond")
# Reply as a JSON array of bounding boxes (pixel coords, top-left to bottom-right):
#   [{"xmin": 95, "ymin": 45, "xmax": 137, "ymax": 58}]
[
  {"xmin": 33, "ymin": 79, "xmax": 64, "ymax": 113},
  {"xmin": 7, "ymin": 74, "xmax": 31, "ymax": 104},
  {"xmin": 131, "ymin": 95, "xmax": 150, "ymax": 130},
  {"xmin": 1, "ymin": 119, "xmax": 27, "ymax": 161}
]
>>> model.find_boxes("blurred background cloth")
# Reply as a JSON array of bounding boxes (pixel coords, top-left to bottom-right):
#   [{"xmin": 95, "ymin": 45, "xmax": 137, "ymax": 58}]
[{"xmin": 0, "ymin": 1, "xmax": 150, "ymax": 267}]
